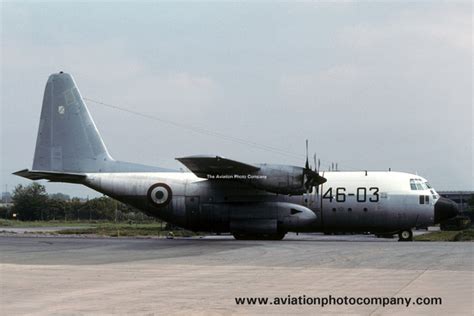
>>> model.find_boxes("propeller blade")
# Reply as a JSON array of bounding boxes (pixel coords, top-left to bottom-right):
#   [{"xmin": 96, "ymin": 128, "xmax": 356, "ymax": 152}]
[
  {"xmin": 305, "ymin": 139, "xmax": 309, "ymax": 170},
  {"xmin": 304, "ymin": 168, "xmax": 327, "ymax": 189},
  {"xmin": 302, "ymin": 141, "xmax": 327, "ymax": 192}
]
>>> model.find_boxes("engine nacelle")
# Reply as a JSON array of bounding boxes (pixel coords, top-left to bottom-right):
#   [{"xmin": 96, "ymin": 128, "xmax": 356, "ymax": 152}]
[{"xmin": 245, "ymin": 164, "xmax": 306, "ymax": 195}]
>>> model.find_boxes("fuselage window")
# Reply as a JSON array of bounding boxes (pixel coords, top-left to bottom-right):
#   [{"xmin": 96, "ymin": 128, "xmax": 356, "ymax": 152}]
[
  {"xmin": 425, "ymin": 195, "xmax": 429, "ymax": 203},
  {"xmin": 419, "ymin": 195, "xmax": 424, "ymax": 204}
]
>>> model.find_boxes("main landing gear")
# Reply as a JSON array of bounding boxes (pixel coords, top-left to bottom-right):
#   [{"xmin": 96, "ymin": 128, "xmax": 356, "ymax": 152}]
[
  {"xmin": 232, "ymin": 232, "xmax": 286, "ymax": 240},
  {"xmin": 398, "ymin": 229, "xmax": 413, "ymax": 242}
]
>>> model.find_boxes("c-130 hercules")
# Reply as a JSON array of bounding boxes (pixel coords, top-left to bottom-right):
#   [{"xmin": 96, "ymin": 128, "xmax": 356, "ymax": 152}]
[{"xmin": 15, "ymin": 72, "xmax": 459, "ymax": 241}]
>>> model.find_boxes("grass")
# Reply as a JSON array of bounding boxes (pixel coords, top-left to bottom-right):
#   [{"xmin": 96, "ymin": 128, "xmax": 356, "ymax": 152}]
[
  {"xmin": 453, "ymin": 229, "xmax": 474, "ymax": 241},
  {"xmin": 56, "ymin": 222, "xmax": 197, "ymax": 237},
  {"xmin": 0, "ymin": 219, "xmax": 95, "ymax": 227},
  {"xmin": 0, "ymin": 219, "xmax": 198, "ymax": 237},
  {"xmin": 414, "ymin": 228, "xmax": 474, "ymax": 242}
]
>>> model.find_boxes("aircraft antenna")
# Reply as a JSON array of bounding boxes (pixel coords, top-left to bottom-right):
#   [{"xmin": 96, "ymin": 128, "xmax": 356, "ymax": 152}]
[
  {"xmin": 84, "ymin": 97, "xmax": 303, "ymax": 160},
  {"xmin": 84, "ymin": 97, "xmax": 363, "ymax": 171}
]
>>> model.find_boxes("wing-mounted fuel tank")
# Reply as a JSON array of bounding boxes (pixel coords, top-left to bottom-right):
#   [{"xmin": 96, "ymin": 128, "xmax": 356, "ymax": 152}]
[{"xmin": 176, "ymin": 156, "xmax": 327, "ymax": 195}]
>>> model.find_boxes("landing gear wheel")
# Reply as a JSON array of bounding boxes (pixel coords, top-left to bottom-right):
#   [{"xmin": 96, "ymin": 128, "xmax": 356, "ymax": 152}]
[
  {"xmin": 232, "ymin": 232, "xmax": 286, "ymax": 240},
  {"xmin": 270, "ymin": 232, "xmax": 286, "ymax": 240},
  {"xmin": 398, "ymin": 229, "xmax": 413, "ymax": 242},
  {"xmin": 232, "ymin": 233, "xmax": 248, "ymax": 240}
]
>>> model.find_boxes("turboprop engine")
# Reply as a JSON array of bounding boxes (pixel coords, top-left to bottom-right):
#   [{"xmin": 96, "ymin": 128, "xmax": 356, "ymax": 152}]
[{"xmin": 244, "ymin": 164, "xmax": 325, "ymax": 195}]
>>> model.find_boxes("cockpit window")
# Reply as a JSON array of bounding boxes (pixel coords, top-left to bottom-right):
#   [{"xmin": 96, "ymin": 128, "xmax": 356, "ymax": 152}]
[
  {"xmin": 425, "ymin": 182, "xmax": 432, "ymax": 189},
  {"xmin": 410, "ymin": 179, "xmax": 428, "ymax": 190}
]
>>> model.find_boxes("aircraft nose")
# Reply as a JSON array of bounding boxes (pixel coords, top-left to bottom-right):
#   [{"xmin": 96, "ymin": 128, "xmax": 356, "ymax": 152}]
[{"xmin": 434, "ymin": 197, "xmax": 459, "ymax": 223}]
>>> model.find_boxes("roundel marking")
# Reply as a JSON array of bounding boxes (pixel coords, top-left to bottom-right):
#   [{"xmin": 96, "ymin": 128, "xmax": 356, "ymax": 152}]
[{"xmin": 147, "ymin": 183, "xmax": 172, "ymax": 207}]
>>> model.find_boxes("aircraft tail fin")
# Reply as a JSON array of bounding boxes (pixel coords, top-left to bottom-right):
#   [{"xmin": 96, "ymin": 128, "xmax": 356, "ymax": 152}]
[
  {"xmin": 32, "ymin": 72, "xmax": 113, "ymax": 172},
  {"xmin": 29, "ymin": 72, "xmax": 165, "ymax": 173}
]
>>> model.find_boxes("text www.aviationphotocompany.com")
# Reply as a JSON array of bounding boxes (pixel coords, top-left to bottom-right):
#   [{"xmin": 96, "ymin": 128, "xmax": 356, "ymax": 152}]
[{"xmin": 234, "ymin": 295, "xmax": 442, "ymax": 307}]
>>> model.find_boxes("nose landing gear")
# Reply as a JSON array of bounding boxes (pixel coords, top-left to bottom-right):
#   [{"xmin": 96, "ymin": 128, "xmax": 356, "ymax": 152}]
[{"xmin": 398, "ymin": 229, "xmax": 413, "ymax": 242}]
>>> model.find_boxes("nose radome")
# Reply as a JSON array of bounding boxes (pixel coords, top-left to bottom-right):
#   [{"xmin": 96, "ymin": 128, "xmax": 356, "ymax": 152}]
[{"xmin": 434, "ymin": 197, "xmax": 459, "ymax": 223}]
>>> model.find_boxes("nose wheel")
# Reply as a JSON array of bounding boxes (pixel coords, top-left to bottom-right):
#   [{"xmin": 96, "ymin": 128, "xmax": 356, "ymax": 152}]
[{"xmin": 398, "ymin": 229, "xmax": 413, "ymax": 242}]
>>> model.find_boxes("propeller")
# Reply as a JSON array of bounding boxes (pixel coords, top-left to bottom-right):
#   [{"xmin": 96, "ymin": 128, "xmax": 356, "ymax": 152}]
[
  {"xmin": 313, "ymin": 154, "xmax": 317, "ymax": 173},
  {"xmin": 303, "ymin": 140, "xmax": 327, "ymax": 192},
  {"xmin": 305, "ymin": 139, "xmax": 310, "ymax": 170}
]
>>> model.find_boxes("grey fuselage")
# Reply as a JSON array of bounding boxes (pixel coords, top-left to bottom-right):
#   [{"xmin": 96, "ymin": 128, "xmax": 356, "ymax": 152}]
[{"xmin": 83, "ymin": 170, "xmax": 439, "ymax": 234}]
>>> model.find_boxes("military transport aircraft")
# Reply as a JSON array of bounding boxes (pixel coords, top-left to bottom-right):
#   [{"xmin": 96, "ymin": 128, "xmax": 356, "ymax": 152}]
[{"xmin": 14, "ymin": 72, "xmax": 459, "ymax": 241}]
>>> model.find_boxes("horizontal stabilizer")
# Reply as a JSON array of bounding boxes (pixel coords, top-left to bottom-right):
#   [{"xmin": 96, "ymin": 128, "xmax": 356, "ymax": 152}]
[
  {"xmin": 13, "ymin": 169, "xmax": 86, "ymax": 183},
  {"xmin": 176, "ymin": 155, "xmax": 260, "ymax": 178}
]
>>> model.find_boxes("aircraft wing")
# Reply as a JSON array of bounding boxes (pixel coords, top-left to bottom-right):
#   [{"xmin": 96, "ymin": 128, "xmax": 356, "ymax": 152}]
[
  {"xmin": 176, "ymin": 155, "xmax": 260, "ymax": 178},
  {"xmin": 13, "ymin": 169, "xmax": 86, "ymax": 184}
]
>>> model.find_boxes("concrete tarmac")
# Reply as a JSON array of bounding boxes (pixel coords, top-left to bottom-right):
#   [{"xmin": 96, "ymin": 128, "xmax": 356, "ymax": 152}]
[{"xmin": 0, "ymin": 234, "xmax": 472, "ymax": 315}]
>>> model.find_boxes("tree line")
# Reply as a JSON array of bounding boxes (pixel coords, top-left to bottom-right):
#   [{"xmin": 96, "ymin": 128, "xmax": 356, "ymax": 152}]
[{"xmin": 0, "ymin": 183, "xmax": 155, "ymax": 222}]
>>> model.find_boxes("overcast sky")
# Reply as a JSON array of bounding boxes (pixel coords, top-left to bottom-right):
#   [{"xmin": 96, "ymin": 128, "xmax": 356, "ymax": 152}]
[{"xmin": 1, "ymin": 1, "xmax": 472, "ymax": 197}]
